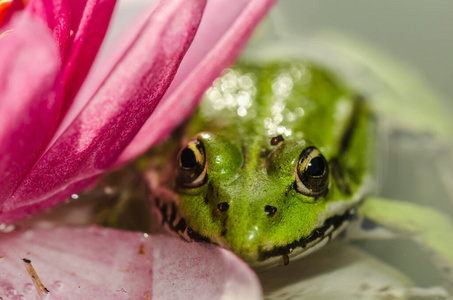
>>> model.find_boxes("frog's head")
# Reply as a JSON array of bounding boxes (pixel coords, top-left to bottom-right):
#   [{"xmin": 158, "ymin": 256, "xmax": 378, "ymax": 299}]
[{"xmin": 171, "ymin": 129, "xmax": 366, "ymax": 268}]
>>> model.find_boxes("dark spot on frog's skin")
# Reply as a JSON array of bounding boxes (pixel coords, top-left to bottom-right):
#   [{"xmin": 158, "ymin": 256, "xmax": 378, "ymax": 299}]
[
  {"xmin": 174, "ymin": 218, "xmax": 187, "ymax": 233},
  {"xmin": 271, "ymin": 135, "xmax": 284, "ymax": 146},
  {"xmin": 169, "ymin": 202, "xmax": 177, "ymax": 225},
  {"xmin": 23, "ymin": 258, "xmax": 31, "ymax": 264},
  {"xmin": 339, "ymin": 94, "xmax": 364, "ymax": 154},
  {"xmin": 265, "ymin": 205, "xmax": 277, "ymax": 216},
  {"xmin": 260, "ymin": 150, "xmax": 271, "ymax": 158},
  {"xmin": 220, "ymin": 216, "xmax": 228, "ymax": 236},
  {"xmin": 187, "ymin": 227, "xmax": 211, "ymax": 243},
  {"xmin": 44, "ymin": 287, "xmax": 50, "ymax": 293},
  {"xmin": 331, "ymin": 158, "xmax": 351, "ymax": 195},
  {"xmin": 218, "ymin": 202, "xmax": 230, "ymax": 212},
  {"xmin": 282, "ymin": 254, "xmax": 290, "ymax": 266}
]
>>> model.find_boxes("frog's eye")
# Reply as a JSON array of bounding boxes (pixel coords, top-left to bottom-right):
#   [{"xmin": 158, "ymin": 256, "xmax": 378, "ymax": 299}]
[
  {"xmin": 295, "ymin": 146, "xmax": 329, "ymax": 197},
  {"xmin": 177, "ymin": 139, "xmax": 207, "ymax": 188}
]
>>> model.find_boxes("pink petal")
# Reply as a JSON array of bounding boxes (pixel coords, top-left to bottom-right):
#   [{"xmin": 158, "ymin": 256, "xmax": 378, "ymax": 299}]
[
  {"xmin": 59, "ymin": 0, "xmax": 117, "ymax": 117},
  {"xmin": 26, "ymin": 0, "xmax": 70, "ymax": 58},
  {"xmin": 26, "ymin": 0, "xmax": 117, "ymax": 119},
  {"xmin": 1, "ymin": 176, "xmax": 97, "ymax": 222},
  {"xmin": 152, "ymin": 234, "xmax": 262, "ymax": 299},
  {"xmin": 1, "ymin": 0, "xmax": 206, "ymax": 223},
  {"xmin": 0, "ymin": 227, "xmax": 262, "ymax": 299},
  {"xmin": 0, "ymin": 14, "xmax": 60, "ymax": 205},
  {"xmin": 116, "ymin": 0, "xmax": 277, "ymax": 164}
]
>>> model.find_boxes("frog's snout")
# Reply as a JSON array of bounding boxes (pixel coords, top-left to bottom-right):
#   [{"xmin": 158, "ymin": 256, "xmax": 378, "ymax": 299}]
[{"xmin": 211, "ymin": 189, "xmax": 285, "ymax": 263}]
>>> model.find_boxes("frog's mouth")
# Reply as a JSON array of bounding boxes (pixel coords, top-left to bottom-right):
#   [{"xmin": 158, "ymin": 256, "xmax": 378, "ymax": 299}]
[
  {"xmin": 153, "ymin": 186, "xmax": 359, "ymax": 269},
  {"xmin": 251, "ymin": 207, "xmax": 357, "ymax": 270}
]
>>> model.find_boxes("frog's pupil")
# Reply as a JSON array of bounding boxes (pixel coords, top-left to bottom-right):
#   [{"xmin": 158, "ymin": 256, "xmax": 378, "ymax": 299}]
[
  {"xmin": 307, "ymin": 157, "xmax": 325, "ymax": 176},
  {"xmin": 180, "ymin": 148, "xmax": 197, "ymax": 168}
]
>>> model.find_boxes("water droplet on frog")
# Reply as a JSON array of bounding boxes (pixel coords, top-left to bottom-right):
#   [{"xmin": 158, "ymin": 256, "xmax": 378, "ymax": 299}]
[
  {"xmin": 23, "ymin": 283, "xmax": 33, "ymax": 293},
  {"xmin": 71, "ymin": 194, "xmax": 79, "ymax": 199},
  {"xmin": 53, "ymin": 280, "xmax": 64, "ymax": 290},
  {"xmin": 6, "ymin": 286, "xmax": 17, "ymax": 295},
  {"xmin": 143, "ymin": 233, "xmax": 149, "ymax": 238}
]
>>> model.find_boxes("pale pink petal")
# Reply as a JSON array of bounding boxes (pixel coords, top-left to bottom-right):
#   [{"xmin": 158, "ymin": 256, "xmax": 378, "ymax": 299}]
[
  {"xmin": 0, "ymin": 227, "xmax": 262, "ymax": 299},
  {"xmin": 0, "ymin": 14, "xmax": 60, "ymax": 205},
  {"xmin": 153, "ymin": 234, "xmax": 262, "ymax": 300},
  {"xmin": 1, "ymin": 0, "xmax": 206, "ymax": 223},
  {"xmin": 59, "ymin": 0, "xmax": 117, "ymax": 116},
  {"xmin": 116, "ymin": 0, "xmax": 277, "ymax": 164}
]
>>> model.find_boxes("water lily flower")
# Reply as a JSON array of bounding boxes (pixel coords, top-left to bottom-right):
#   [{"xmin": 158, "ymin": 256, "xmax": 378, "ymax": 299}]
[{"xmin": 0, "ymin": 0, "xmax": 275, "ymax": 298}]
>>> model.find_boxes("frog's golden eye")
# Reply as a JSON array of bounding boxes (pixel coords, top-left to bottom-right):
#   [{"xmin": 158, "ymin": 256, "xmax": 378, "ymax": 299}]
[
  {"xmin": 295, "ymin": 146, "xmax": 329, "ymax": 197},
  {"xmin": 177, "ymin": 139, "xmax": 207, "ymax": 188}
]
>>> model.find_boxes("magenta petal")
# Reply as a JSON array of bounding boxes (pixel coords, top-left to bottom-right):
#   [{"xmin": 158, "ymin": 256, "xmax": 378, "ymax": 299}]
[
  {"xmin": 0, "ymin": 227, "xmax": 262, "ymax": 299},
  {"xmin": 0, "ymin": 15, "xmax": 60, "ymax": 205},
  {"xmin": 26, "ymin": 0, "xmax": 117, "ymax": 118},
  {"xmin": 59, "ymin": 0, "xmax": 117, "ymax": 116},
  {"xmin": 26, "ymin": 0, "xmax": 70, "ymax": 58},
  {"xmin": 116, "ymin": 0, "xmax": 277, "ymax": 164},
  {"xmin": 2, "ymin": 0, "xmax": 206, "ymax": 223}
]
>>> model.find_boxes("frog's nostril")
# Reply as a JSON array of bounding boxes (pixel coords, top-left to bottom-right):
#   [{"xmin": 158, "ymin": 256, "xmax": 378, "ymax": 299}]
[
  {"xmin": 217, "ymin": 202, "xmax": 230, "ymax": 212},
  {"xmin": 265, "ymin": 205, "xmax": 277, "ymax": 216},
  {"xmin": 270, "ymin": 135, "xmax": 284, "ymax": 146}
]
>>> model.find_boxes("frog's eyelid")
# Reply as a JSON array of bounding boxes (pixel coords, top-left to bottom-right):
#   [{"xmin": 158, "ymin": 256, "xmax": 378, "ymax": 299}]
[
  {"xmin": 190, "ymin": 164, "xmax": 207, "ymax": 187},
  {"xmin": 295, "ymin": 179, "xmax": 313, "ymax": 195}
]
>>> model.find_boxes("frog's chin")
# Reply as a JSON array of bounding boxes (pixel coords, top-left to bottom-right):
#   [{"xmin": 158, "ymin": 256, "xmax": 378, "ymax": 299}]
[{"xmin": 245, "ymin": 207, "xmax": 357, "ymax": 272}]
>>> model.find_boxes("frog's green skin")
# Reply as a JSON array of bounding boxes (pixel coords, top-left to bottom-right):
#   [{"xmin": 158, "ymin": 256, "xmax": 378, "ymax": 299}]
[{"xmin": 151, "ymin": 61, "xmax": 372, "ymax": 267}]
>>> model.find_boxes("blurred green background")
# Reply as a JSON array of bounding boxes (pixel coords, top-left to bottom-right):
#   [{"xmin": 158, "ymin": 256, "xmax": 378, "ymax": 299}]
[{"xmin": 270, "ymin": 1, "xmax": 453, "ymax": 106}]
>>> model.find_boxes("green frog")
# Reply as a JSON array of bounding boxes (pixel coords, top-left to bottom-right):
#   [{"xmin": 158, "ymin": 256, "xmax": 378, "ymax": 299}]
[
  {"xmin": 151, "ymin": 61, "xmax": 371, "ymax": 268},
  {"xmin": 147, "ymin": 58, "xmax": 453, "ymax": 284}
]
